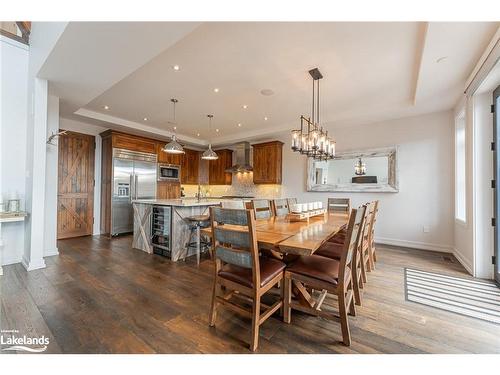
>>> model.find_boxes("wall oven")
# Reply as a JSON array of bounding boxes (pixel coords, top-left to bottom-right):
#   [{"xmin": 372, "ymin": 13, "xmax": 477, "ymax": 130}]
[{"xmin": 158, "ymin": 164, "xmax": 180, "ymax": 182}]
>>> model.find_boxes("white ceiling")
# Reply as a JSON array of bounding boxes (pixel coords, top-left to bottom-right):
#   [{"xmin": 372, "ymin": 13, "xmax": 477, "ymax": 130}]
[{"xmin": 44, "ymin": 21, "xmax": 499, "ymax": 146}]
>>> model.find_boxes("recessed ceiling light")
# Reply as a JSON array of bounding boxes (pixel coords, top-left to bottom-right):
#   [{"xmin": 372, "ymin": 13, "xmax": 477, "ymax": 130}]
[
  {"xmin": 260, "ymin": 89, "xmax": 274, "ymax": 96},
  {"xmin": 197, "ymin": 133, "xmax": 200, "ymax": 137},
  {"xmin": 214, "ymin": 88, "xmax": 219, "ymax": 93},
  {"xmin": 242, "ymin": 105, "xmax": 248, "ymax": 109},
  {"xmin": 238, "ymin": 123, "xmax": 242, "ymax": 127},
  {"xmin": 172, "ymin": 65, "xmax": 180, "ymax": 71},
  {"xmin": 143, "ymin": 117, "xmax": 148, "ymax": 121},
  {"xmin": 264, "ymin": 117, "xmax": 268, "ymax": 121},
  {"xmin": 215, "ymin": 128, "xmax": 219, "ymax": 132},
  {"xmin": 436, "ymin": 56, "xmax": 448, "ymax": 63},
  {"xmin": 103, "ymin": 105, "xmax": 109, "ymax": 110},
  {"xmin": 173, "ymin": 126, "xmax": 177, "ymax": 130}
]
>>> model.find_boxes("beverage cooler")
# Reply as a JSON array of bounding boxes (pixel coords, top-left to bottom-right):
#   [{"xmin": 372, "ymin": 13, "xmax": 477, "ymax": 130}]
[{"xmin": 151, "ymin": 205, "xmax": 172, "ymax": 257}]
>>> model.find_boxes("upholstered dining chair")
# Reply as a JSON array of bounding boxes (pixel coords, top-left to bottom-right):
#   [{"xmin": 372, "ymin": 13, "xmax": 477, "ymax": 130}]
[
  {"xmin": 283, "ymin": 206, "xmax": 366, "ymax": 346},
  {"xmin": 315, "ymin": 204, "xmax": 370, "ymax": 306},
  {"xmin": 208, "ymin": 207, "xmax": 285, "ymax": 351},
  {"xmin": 327, "ymin": 197, "xmax": 351, "ymax": 213},
  {"xmin": 221, "ymin": 200, "xmax": 246, "ymax": 209},
  {"xmin": 251, "ymin": 199, "xmax": 273, "ymax": 220},
  {"xmin": 271, "ymin": 198, "xmax": 290, "ymax": 217}
]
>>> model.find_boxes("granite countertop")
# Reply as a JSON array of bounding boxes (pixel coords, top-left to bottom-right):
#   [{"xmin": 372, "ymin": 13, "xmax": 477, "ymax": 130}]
[{"xmin": 133, "ymin": 199, "xmax": 224, "ymax": 207}]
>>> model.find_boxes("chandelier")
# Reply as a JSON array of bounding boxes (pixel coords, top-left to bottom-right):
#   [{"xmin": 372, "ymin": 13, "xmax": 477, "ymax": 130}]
[
  {"xmin": 291, "ymin": 68, "xmax": 335, "ymax": 161},
  {"xmin": 354, "ymin": 158, "xmax": 366, "ymax": 175}
]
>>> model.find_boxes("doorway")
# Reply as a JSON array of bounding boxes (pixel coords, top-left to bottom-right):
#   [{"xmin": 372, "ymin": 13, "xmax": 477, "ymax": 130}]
[
  {"xmin": 57, "ymin": 130, "xmax": 95, "ymax": 239},
  {"xmin": 494, "ymin": 85, "xmax": 500, "ymax": 284}
]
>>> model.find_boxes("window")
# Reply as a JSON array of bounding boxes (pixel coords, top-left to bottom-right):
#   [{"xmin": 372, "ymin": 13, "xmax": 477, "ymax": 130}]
[{"xmin": 455, "ymin": 109, "xmax": 466, "ymax": 223}]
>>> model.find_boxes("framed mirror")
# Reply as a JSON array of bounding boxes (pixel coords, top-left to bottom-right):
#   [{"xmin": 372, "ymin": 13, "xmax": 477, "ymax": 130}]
[{"xmin": 307, "ymin": 146, "xmax": 399, "ymax": 193}]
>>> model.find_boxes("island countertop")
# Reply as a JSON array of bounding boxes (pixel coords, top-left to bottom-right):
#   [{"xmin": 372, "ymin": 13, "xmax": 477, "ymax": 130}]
[{"xmin": 132, "ymin": 199, "xmax": 224, "ymax": 207}]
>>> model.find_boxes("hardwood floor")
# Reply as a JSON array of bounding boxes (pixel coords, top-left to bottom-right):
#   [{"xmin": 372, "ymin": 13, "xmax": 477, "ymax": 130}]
[{"xmin": 2, "ymin": 235, "xmax": 500, "ymax": 353}]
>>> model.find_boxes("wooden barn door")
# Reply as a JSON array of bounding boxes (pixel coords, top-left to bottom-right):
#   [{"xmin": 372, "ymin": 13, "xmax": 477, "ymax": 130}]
[{"xmin": 57, "ymin": 131, "xmax": 95, "ymax": 239}]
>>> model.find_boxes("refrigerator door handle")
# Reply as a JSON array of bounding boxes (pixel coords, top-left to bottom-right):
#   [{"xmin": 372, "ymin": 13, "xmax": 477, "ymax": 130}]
[
  {"xmin": 135, "ymin": 174, "xmax": 139, "ymax": 200},
  {"xmin": 129, "ymin": 174, "xmax": 135, "ymax": 203}
]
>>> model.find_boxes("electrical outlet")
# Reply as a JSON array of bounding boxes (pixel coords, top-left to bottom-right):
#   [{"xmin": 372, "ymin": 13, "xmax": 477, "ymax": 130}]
[{"xmin": 423, "ymin": 225, "xmax": 430, "ymax": 233}]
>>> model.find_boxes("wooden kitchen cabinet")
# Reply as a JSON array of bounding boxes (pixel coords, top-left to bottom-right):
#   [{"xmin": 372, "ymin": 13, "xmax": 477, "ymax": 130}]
[
  {"xmin": 252, "ymin": 141, "xmax": 283, "ymax": 184},
  {"xmin": 180, "ymin": 148, "xmax": 200, "ymax": 185},
  {"xmin": 157, "ymin": 181, "xmax": 181, "ymax": 199},
  {"xmin": 111, "ymin": 132, "xmax": 157, "ymax": 154},
  {"xmin": 157, "ymin": 143, "xmax": 183, "ymax": 165},
  {"xmin": 208, "ymin": 149, "xmax": 233, "ymax": 185}
]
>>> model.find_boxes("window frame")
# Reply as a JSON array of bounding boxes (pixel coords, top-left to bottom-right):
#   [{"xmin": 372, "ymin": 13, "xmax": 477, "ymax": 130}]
[{"xmin": 455, "ymin": 107, "xmax": 467, "ymax": 225}]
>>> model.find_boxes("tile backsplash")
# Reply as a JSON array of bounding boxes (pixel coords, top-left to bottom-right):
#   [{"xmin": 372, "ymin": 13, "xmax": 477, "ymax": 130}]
[{"xmin": 182, "ymin": 172, "xmax": 282, "ymax": 198}]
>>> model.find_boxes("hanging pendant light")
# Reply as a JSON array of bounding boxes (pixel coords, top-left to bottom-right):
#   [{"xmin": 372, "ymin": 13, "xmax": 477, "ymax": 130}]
[
  {"xmin": 201, "ymin": 114, "xmax": 218, "ymax": 160},
  {"xmin": 162, "ymin": 98, "xmax": 185, "ymax": 154},
  {"xmin": 290, "ymin": 68, "xmax": 336, "ymax": 161}
]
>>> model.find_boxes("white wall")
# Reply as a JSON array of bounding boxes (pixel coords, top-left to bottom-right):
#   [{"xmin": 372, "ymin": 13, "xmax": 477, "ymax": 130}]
[
  {"xmin": 0, "ymin": 36, "xmax": 29, "ymax": 267},
  {"xmin": 43, "ymin": 95, "xmax": 59, "ymax": 257},
  {"xmin": 59, "ymin": 117, "xmax": 106, "ymax": 235},
  {"xmin": 280, "ymin": 110, "xmax": 455, "ymax": 252}
]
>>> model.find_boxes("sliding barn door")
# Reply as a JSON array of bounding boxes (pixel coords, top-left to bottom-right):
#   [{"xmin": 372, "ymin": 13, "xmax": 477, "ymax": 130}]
[{"xmin": 57, "ymin": 131, "xmax": 95, "ymax": 239}]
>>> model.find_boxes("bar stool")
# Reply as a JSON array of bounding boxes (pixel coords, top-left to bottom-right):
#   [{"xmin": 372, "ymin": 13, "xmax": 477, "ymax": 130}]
[{"xmin": 184, "ymin": 214, "xmax": 211, "ymax": 266}]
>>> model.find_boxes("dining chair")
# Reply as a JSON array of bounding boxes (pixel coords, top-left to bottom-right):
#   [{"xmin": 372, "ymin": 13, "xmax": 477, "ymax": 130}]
[
  {"xmin": 327, "ymin": 197, "xmax": 351, "ymax": 213},
  {"xmin": 251, "ymin": 199, "xmax": 273, "ymax": 220},
  {"xmin": 314, "ymin": 204, "xmax": 369, "ymax": 306},
  {"xmin": 360, "ymin": 201, "xmax": 376, "ymax": 279},
  {"xmin": 287, "ymin": 197, "xmax": 298, "ymax": 207},
  {"xmin": 208, "ymin": 207, "xmax": 285, "ymax": 351},
  {"xmin": 368, "ymin": 200, "xmax": 379, "ymax": 267},
  {"xmin": 221, "ymin": 200, "xmax": 246, "ymax": 209},
  {"xmin": 283, "ymin": 206, "xmax": 365, "ymax": 346},
  {"xmin": 271, "ymin": 198, "xmax": 290, "ymax": 217}
]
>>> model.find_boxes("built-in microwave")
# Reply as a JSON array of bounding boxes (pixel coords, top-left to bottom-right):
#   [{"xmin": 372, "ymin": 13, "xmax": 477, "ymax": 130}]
[{"xmin": 158, "ymin": 164, "xmax": 180, "ymax": 182}]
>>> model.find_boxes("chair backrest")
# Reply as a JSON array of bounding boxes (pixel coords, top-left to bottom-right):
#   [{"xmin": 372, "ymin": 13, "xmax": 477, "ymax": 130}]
[
  {"xmin": 327, "ymin": 198, "xmax": 351, "ymax": 213},
  {"xmin": 369, "ymin": 200, "xmax": 379, "ymax": 246},
  {"xmin": 271, "ymin": 198, "xmax": 290, "ymax": 217},
  {"xmin": 338, "ymin": 205, "xmax": 366, "ymax": 288},
  {"xmin": 251, "ymin": 199, "xmax": 273, "ymax": 220},
  {"xmin": 210, "ymin": 207, "xmax": 260, "ymax": 286},
  {"xmin": 361, "ymin": 201, "xmax": 376, "ymax": 250},
  {"xmin": 221, "ymin": 200, "xmax": 246, "ymax": 209},
  {"xmin": 287, "ymin": 197, "xmax": 298, "ymax": 207}
]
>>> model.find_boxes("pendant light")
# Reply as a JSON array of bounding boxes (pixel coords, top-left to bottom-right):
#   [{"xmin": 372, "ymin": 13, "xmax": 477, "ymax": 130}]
[
  {"xmin": 162, "ymin": 98, "xmax": 185, "ymax": 154},
  {"xmin": 201, "ymin": 114, "xmax": 218, "ymax": 160}
]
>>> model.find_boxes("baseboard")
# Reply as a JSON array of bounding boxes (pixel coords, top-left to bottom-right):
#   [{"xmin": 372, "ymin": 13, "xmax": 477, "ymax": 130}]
[
  {"xmin": 375, "ymin": 237, "xmax": 453, "ymax": 253},
  {"xmin": 44, "ymin": 247, "xmax": 59, "ymax": 257},
  {"xmin": 452, "ymin": 248, "xmax": 474, "ymax": 275},
  {"xmin": 1, "ymin": 255, "xmax": 23, "ymax": 267},
  {"xmin": 21, "ymin": 256, "xmax": 46, "ymax": 271}
]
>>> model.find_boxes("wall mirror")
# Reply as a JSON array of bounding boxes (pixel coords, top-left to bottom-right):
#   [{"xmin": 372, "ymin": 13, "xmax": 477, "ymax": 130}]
[{"xmin": 307, "ymin": 146, "xmax": 399, "ymax": 193}]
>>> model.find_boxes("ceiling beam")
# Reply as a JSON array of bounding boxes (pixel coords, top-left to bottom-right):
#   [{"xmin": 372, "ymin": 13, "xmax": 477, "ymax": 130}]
[{"xmin": 411, "ymin": 22, "xmax": 429, "ymax": 106}]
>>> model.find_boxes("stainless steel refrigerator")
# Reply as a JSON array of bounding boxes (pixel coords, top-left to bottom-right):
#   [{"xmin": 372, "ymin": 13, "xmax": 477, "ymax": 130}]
[{"xmin": 112, "ymin": 148, "xmax": 157, "ymax": 236}]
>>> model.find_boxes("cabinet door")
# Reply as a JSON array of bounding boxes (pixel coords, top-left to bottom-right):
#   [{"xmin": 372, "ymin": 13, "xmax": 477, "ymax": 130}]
[
  {"xmin": 252, "ymin": 141, "xmax": 283, "ymax": 184},
  {"xmin": 157, "ymin": 182, "xmax": 181, "ymax": 199},
  {"xmin": 113, "ymin": 133, "xmax": 156, "ymax": 154},
  {"xmin": 181, "ymin": 149, "xmax": 199, "ymax": 184},
  {"xmin": 209, "ymin": 149, "xmax": 232, "ymax": 185},
  {"xmin": 158, "ymin": 143, "xmax": 183, "ymax": 165}
]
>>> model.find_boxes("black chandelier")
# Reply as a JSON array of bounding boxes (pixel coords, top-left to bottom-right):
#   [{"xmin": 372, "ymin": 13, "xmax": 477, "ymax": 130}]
[{"xmin": 291, "ymin": 68, "xmax": 335, "ymax": 161}]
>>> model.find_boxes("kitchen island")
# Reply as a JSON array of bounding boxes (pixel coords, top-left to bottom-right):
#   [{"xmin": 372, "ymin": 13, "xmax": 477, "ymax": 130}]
[{"xmin": 132, "ymin": 199, "xmax": 225, "ymax": 261}]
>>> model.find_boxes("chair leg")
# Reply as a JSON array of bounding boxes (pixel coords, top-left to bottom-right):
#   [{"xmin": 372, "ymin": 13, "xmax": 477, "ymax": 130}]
[
  {"xmin": 372, "ymin": 247, "xmax": 377, "ymax": 263},
  {"xmin": 352, "ymin": 268, "xmax": 362, "ymax": 306},
  {"xmin": 348, "ymin": 287, "xmax": 356, "ymax": 317},
  {"xmin": 250, "ymin": 295, "xmax": 261, "ymax": 352},
  {"xmin": 279, "ymin": 278, "xmax": 285, "ymax": 317},
  {"xmin": 209, "ymin": 279, "xmax": 218, "ymax": 327},
  {"xmin": 338, "ymin": 290, "xmax": 351, "ymax": 346},
  {"xmin": 360, "ymin": 255, "xmax": 367, "ymax": 284},
  {"xmin": 196, "ymin": 225, "xmax": 201, "ymax": 267},
  {"xmin": 283, "ymin": 274, "xmax": 292, "ymax": 324}
]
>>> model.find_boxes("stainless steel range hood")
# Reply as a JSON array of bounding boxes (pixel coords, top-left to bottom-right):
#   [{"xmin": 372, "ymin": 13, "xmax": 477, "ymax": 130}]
[{"xmin": 225, "ymin": 142, "xmax": 253, "ymax": 173}]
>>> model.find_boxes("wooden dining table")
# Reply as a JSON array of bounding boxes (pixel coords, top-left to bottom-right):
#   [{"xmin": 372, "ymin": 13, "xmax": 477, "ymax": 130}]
[{"xmin": 201, "ymin": 211, "xmax": 349, "ymax": 256}]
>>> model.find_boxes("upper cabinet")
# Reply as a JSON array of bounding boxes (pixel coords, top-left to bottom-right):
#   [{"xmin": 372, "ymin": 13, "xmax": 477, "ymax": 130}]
[
  {"xmin": 209, "ymin": 149, "xmax": 233, "ymax": 185},
  {"xmin": 105, "ymin": 131, "xmax": 157, "ymax": 154},
  {"xmin": 252, "ymin": 141, "xmax": 283, "ymax": 184},
  {"xmin": 157, "ymin": 143, "xmax": 183, "ymax": 165},
  {"xmin": 180, "ymin": 148, "xmax": 200, "ymax": 185}
]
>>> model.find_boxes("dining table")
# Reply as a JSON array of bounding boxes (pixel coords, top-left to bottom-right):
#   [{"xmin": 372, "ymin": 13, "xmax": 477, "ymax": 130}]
[{"xmin": 201, "ymin": 211, "xmax": 350, "ymax": 308}]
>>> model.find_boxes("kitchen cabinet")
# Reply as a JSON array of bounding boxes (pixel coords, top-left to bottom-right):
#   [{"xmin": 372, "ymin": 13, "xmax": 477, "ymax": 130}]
[
  {"xmin": 208, "ymin": 149, "xmax": 233, "ymax": 185},
  {"xmin": 157, "ymin": 181, "xmax": 181, "ymax": 199},
  {"xmin": 180, "ymin": 149, "xmax": 200, "ymax": 185},
  {"xmin": 252, "ymin": 141, "xmax": 283, "ymax": 184},
  {"xmin": 157, "ymin": 143, "xmax": 183, "ymax": 165},
  {"xmin": 111, "ymin": 132, "xmax": 157, "ymax": 154}
]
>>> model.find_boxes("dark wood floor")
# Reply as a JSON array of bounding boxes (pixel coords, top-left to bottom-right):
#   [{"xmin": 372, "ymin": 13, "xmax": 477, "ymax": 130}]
[{"xmin": 2, "ymin": 235, "xmax": 500, "ymax": 354}]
